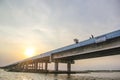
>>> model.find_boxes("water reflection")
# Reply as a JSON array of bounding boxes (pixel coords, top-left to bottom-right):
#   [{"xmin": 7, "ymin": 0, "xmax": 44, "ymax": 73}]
[
  {"xmin": 44, "ymin": 74, "xmax": 48, "ymax": 80},
  {"xmin": 53, "ymin": 74, "xmax": 72, "ymax": 80},
  {"xmin": 54, "ymin": 74, "xmax": 58, "ymax": 80},
  {"xmin": 0, "ymin": 69, "xmax": 120, "ymax": 80}
]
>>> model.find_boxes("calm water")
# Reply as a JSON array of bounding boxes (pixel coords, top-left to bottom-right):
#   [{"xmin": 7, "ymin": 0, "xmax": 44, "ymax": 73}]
[{"xmin": 0, "ymin": 69, "xmax": 120, "ymax": 80}]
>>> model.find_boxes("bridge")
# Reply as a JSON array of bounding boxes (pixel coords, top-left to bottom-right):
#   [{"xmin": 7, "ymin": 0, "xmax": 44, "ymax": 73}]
[{"xmin": 2, "ymin": 30, "xmax": 120, "ymax": 74}]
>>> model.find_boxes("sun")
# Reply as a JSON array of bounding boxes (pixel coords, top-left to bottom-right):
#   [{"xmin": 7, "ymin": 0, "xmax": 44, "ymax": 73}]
[{"xmin": 25, "ymin": 47, "xmax": 35, "ymax": 57}]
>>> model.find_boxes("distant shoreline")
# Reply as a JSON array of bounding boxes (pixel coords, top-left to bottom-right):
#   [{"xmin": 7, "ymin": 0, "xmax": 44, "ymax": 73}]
[
  {"xmin": 1, "ymin": 68, "xmax": 120, "ymax": 74},
  {"xmin": 79, "ymin": 70, "xmax": 120, "ymax": 72}
]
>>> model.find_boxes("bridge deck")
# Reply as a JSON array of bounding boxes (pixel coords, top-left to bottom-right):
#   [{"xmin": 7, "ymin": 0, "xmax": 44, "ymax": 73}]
[
  {"xmin": 17, "ymin": 30, "xmax": 120, "ymax": 63},
  {"xmin": 3, "ymin": 30, "xmax": 120, "ymax": 74}
]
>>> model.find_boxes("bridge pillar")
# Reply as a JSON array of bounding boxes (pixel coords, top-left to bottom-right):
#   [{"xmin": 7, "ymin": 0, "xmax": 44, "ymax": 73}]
[
  {"xmin": 32, "ymin": 63, "xmax": 33, "ymax": 70},
  {"xmin": 19, "ymin": 64, "xmax": 22, "ymax": 71},
  {"xmin": 67, "ymin": 63, "xmax": 71, "ymax": 72},
  {"xmin": 35, "ymin": 61, "xmax": 38, "ymax": 71},
  {"xmin": 33, "ymin": 63, "xmax": 34, "ymax": 71},
  {"xmin": 23, "ymin": 63, "xmax": 25, "ymax": 71},
  {"xmin": 30, "ymin": 64, "xmax": 31, "ymax": 70},
  {"xmin": 33, "ymin": 63, "xmax": 35, "ymax": 70},
  {"xmin": 28, "ymin": 63, "xmax": 30, "ymax": 71},
  {"xmin": 25, "ymin": 62, "xmax": 27, "ymax": 71},
  {"xmin": 55, "ymin": 62, "xmax": 59, "ymax": 72},
  {"xmin": 45, "ymin": 62, "xmax": 48, "ymax": 71},
  {"xmin": 42, "ymin": 62, "xmax": 43, "ymax": 70},
  {"xmin": 38, "ymin": 62, "xmax": 40, "ymax": 70},
  {"xmin": 25, "ymin": 64, "xmax": 27, "ymax": 70},
  {"xmin": 27, "ymin": 63, "xmax": 29, "ymax": 71},
  {"xmin": 31, "ymin": 64, "xmax": 32, "ymax": 70}
]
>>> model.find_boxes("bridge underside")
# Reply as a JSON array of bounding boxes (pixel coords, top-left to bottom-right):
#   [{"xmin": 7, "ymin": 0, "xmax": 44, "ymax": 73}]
[
  {"xmin": 53, "ymin": 37, "xmax": 120, "ymax": 61},
  {"xmin": 56, "ymin": 47, "xmax": 120, "ymax": 60}
]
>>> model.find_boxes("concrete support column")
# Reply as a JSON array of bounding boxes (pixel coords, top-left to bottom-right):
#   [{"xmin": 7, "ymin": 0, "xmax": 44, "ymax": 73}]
[
  {"xmin": 38, "ymin": 63, "xmax": 39, "ymax": 70},
  {"xmin": 26, "ymin": 63, "xmax": 28, "ymax": 71},
  {"xmin": 20, "ymin": 64, "xmax": 22, "ymax": 70},
  {"xmin": 30, "ymin": 64, "xmax": 31, "ymax": 70},
  {"xmin": 67, "ymin": 63, "xmax": 71, "ymax": 72},
  {"xmin": 29, "ymin": 64, "xmax": 31, "ymax": 70},
  {"xmin": 17, "ymin": 64, "xmax": 20, "ymax": 71},
  {"xmin": 25, "ymin": 62, "xmax": 28, "ymax": 71},
  {"xmin": 31, "ymin": 64, "xmax": 33, "ymax": 70},
  {"xmin": 23, "ymin": 64, "xmax": 25, "ymax": 70},
  {"xmin": 22, "ymin": 64, "xmax": 24, "ymax": 70},
  {"xmin": 55, "ymin": 62, "xmax": 59, "ymax": 72},
  {"xmin": 41, "ymin": 62, "xmax": 43, "ymax": 70},
  {"xmin": 35, "ymin": 62, "xmax": 38, "ymax": 71},
  {"xmin": 24, "ymin": 63, "xmax": 26, "ymax": 70},
  {"xmin": 26, "ymin": 63, "xmax": 28, "ymax": 70},
  {"xmin": 33, "ymin": 63, "xmax": 34, "ymax": 71},
  {"xmin": 29, "ymin": 64, "xmax": 30, "ymax": 70},
  {"xmin": 28, "ymin": 63, "xmax": 30, "ymax": 70},
  {"xmin": 37, "ymin": 62, "xmax": 39, "ymax": 70},
  {"xmin": 33, "ymin": 63, "xmax": 35, "ymax": 70},
  {"xmin": 39, "ymin": 63, "xmax": 41, "ymax": 70},
  {"xmin": 25, "ymin": 63, "xmax": 28, "ymax": 70},
  {"xmin": 45, "ymin": 62, "xmax": 48, "ymax": 71}
]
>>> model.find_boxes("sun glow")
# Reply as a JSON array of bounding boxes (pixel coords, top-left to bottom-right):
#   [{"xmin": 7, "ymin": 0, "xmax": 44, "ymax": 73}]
[{"xmin": 25, "ymin": 47, "xmax": 35, "ymax": 57}]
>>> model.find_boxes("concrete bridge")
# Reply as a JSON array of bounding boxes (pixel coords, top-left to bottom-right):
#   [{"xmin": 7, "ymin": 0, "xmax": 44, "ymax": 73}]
[{"xmin": 2, "ymin": 30, "xmax": 120, "ymax": 74}]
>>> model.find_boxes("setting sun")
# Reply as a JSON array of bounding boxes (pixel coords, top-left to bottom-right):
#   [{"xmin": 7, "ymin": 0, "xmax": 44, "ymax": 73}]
[{"xmin": 25, "ymin": 47, "xmax": 35, "ymax": 57}]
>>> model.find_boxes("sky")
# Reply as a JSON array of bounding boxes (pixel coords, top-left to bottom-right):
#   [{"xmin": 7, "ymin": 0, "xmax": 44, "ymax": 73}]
[{"xmin": 0, "ymin": 0, "xmax": 120, "ymax": 70}]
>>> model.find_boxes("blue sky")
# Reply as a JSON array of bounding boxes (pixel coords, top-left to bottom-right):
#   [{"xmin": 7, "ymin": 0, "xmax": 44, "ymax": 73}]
[{"xmin": 0, "ymin": 0, "xmax": 120, "ymax": 70}]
